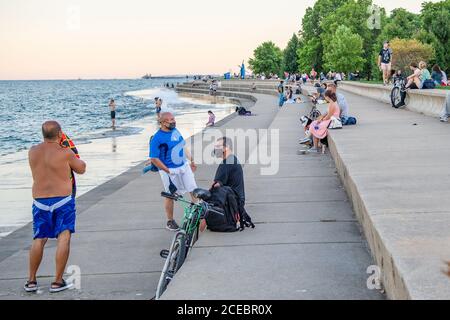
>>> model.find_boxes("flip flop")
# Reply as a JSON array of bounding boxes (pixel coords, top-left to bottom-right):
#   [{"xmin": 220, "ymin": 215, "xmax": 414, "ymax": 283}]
[
  {"xmin": 24, "ymin": 280, "xmax": 38, "ymax": 292},
  {"xmin": 49, "ymin": 279, "xmax": 73, "ymax": 293}
]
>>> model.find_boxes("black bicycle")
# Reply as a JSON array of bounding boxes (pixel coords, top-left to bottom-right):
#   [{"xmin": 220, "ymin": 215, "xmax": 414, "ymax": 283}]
[
  {"xmin": 155, "ymin": 188, "xmax": 224, "ymax": 299},
  {"xmin": 390, "ymin": 77, "xmax": 409, "ymax": 108}
]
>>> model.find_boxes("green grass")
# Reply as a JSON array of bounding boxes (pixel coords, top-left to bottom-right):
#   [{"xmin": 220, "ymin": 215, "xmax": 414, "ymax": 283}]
[{"xmin": 352, "ymin": 80, "xmax": 450, "ymax": 90}]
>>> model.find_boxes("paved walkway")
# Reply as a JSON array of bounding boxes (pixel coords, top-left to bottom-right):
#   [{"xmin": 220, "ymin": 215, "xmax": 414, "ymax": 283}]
[
  {"xmin": 0, "ymin": 85, "xmax": 384, "ymax": 300},
  {"xmin": 162, "ymin": 89, "xmax": 383, "ymax": 300}
]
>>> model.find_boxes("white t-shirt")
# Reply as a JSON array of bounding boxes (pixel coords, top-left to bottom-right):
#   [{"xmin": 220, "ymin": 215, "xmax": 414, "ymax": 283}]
[{"xmin": 335, "ymin": 73, "xmax": 342, "ymax": 81}]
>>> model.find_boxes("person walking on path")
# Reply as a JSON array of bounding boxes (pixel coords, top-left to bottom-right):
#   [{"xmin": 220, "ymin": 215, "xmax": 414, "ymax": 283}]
[
  {"xmin": 440, "ymin": 91, "xmax": 450, "ymax": 122},
  {"xmin": 378, "ymin": 41, "xmax": 393, "ymax": 86},
  {"xmin": 109, "ymin": 99, "xmax": 116, "ymax": 129},
  {"xmin": 25, "ymin": 121, "xmax": 86, "ymax": 293},
  {"xmin": 147, "ymin": 112, "xmax": 198, "ymax": 231}
]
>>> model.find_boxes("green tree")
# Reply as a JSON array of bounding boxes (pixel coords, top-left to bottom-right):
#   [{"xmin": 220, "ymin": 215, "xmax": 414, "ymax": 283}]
[
  {"xmin": 297, "ymin": 37, "xmax": 322, "ymax": 72},
  {"xmin": 321, "ymin": 0, "xmax": 381, "ymax": 79},
  {"xmin": 299, "ymin": 0, "xmax": 349, "ymax": 70},
  {"xmin": 378, "ymin": 8, "xmax": 421, "ymax": 41},
  {"xmin": 419, "ymin": 0, "xmax": 450, "ymax": 72},
  {"xmin": 282, "ymin": 34, "xmax": 300, "ymax": 74},
  {"xmin": 248, "ymin": 41, "xmax": 283, "ymax": 76},
  {"xmin": 323, "ymin": 25, "xmax": 366, "ymax": 74}
]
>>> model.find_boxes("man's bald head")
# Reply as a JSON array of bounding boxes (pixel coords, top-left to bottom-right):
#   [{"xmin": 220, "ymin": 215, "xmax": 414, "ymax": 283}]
[
  {"xmin": 42, "ymin": 121, "xmax": 62, "ymax": 140},
  {"xmin": 159, "ymin": 112, "xmax": 173, "ymax": 122},
  {"xmin": 159, "ymin": 112, "xmax": 176, "ymax": 130}
]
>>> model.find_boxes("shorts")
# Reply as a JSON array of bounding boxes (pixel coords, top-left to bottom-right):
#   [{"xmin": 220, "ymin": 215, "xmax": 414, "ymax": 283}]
[
  {"xmin": 32, "ymin": 196, "xmax": 76, "ymax": 239},
  {"xmin": 159, "ymin": 162, "xmax": 197, "ymax": 195},
  {"xmin": 380, "ymin": 63, "xmax": 391, "ymax": 71},
  {"xmin": 156, "ymin": 107, "xmax": 161, "ymax": 114},
  {"xmin": 110, "ymin": 111, "xmax": 116, "ymax": 119}
]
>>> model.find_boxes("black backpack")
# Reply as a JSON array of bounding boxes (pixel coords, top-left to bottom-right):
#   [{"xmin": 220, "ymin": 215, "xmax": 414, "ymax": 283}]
[{"xmin": 206, "ymin": 186, "xmax": 255, "ymax": 232}]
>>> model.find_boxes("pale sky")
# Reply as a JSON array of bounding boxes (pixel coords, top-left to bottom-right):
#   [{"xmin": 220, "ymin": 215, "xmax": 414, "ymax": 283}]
[{"xmin": 0, "ymin": 0, "xmax": 437, "ymax": 80}]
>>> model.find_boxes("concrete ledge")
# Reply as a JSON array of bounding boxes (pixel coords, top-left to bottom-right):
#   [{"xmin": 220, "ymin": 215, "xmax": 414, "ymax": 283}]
[{"xmin": 339, "ymin": 81, "xmax": 447, "ymax": 118}]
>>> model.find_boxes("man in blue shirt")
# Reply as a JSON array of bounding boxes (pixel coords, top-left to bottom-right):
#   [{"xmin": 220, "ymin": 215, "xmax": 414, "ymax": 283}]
[{"xmin": 148, "ymin": 112, "xmax": 198, "ymax": 231}]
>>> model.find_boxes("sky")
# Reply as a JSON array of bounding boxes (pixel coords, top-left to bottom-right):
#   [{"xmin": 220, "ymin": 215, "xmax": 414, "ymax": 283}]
[{"xmin": 0, "ymin": 0, "xmax": 439, "ymax": 80}]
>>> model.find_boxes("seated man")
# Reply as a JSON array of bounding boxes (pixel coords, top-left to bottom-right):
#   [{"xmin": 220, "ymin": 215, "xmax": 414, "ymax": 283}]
[{"xmin": 203, "ymin": 137, "xmax": 254, "ymax": 231}]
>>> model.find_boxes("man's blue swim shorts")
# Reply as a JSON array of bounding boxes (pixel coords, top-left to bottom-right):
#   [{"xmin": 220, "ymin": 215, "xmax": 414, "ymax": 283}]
[{"xmin": 32, "ymin": 196, "xmax": 76, "ymax": 239}]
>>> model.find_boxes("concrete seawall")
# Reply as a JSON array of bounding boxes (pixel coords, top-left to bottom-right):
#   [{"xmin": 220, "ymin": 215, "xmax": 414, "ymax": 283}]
[
  {"xmin": 173, "ymin": 81, "xmax": 450, "ymax": 300},
  {"xmin": 338, "ymin": 81, "xmax": 447, "ymax": 118}
]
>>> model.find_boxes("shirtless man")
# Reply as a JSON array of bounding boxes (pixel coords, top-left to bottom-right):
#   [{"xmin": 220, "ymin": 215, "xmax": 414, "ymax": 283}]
[{"xmin": 25, "ymin": 121, "xmax": 86, "ymax": 293}]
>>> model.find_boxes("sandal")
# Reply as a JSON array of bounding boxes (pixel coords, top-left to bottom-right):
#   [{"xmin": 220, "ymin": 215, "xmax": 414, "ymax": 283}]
[
  {"xmin": 24, "ymin": 280, "xmax": 38, "ymax": 292},
  {"xmin": 49, "ymin": 279, "xmax": 73, "ymax": 293}
]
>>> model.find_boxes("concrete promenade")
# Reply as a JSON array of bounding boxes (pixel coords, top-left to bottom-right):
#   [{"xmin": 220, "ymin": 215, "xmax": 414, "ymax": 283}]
[
  {"xmin": 0, "ymin": 83, "xmax": 383, "ymax": 300},
  {"xmin": 162, "ymin": 86, "xmax": 383, "ymax": 300}
]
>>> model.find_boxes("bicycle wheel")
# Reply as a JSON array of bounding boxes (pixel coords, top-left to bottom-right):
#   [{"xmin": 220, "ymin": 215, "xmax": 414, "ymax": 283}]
[
  {"xmin": 155, "ymin": 232, "xmax": 186, "ymax": 299},
  {"xmin": 390, "ymin": 87, "xmax": 404, "ymax": 108}
]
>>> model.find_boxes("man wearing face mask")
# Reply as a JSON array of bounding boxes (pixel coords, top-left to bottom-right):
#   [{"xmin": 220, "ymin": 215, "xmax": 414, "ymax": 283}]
[
  {"xmin": 212, "ymin": 137, "xmax": 245, "ymax": 209},
  {"xmin": 210, "ymin": 137, "xmax": 254, "ymax": 230},
  {"xmin": 148, "ymin": 112, "xmax": 198, "ymax": 231}
]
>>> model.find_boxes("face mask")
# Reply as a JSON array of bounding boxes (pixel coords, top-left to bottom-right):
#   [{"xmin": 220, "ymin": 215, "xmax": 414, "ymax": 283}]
[
  {"xmin": 166, "ymin": 122, "xmax": 176, "ymax": 130},
  {"xmin": 212, "ymin": 148, "xmax": 224, "ymax": 158}
]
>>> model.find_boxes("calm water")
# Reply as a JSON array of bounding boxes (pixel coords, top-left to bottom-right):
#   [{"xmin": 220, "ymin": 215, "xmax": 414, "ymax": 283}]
[{"xmin": 0, "ymin": 78, "xmax": 188, "ymax": 157}]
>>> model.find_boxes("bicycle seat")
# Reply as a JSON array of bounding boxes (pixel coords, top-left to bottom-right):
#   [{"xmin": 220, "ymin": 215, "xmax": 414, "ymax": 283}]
[{"xmin": 193, "ymin": 188, "xmax": 211, "ymax": 201}]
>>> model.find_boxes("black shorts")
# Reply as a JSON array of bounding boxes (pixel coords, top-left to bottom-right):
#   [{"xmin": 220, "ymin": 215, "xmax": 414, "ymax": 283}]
[
  {"xmin": 409, "ymin": 83, "xmax": 419, "ymax": 89},
  {"xmin": 110, "ymin": 111, "xmax": 116, "ymax": 119}
]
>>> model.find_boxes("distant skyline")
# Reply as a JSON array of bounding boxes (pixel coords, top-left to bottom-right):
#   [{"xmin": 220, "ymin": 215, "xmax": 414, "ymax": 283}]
[{"xmin": 0, "ymin": 0, "xmax": 439, "ymax": 80}]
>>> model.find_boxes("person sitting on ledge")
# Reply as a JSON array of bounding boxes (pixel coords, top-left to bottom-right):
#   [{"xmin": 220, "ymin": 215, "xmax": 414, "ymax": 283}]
[
  {"xmin": 206, "ymin": 110, "xmax": 215, "ymax": 127},
  {"xmin": 306, "ymin": 90, "xmax": 341, "ymax": 154},
  {"xmin": 405, "ymin": 62, "xmax": 422, "ymax": 89}
]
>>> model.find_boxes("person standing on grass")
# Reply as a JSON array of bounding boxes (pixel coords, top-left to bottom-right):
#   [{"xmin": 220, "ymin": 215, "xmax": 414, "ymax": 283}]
[
  {"xmin": 147, "ymin": 112, "xmax": 198, "ymax": 231},
  {"xmin": 25, "ymin": 121, "xmax": 86, "ymax": 293},
  {"xmin": 378, "ymin": 41, "xmax": 393, "ymax": 86}
]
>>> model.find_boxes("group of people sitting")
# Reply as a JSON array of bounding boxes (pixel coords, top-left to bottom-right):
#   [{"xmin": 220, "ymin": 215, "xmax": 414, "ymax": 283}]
[
  {"xmin": 403, "ymin": 61, "xmax": 448, "ymax": 90},
  {"xmin": 277, "ymin": 81, "xmax": 304, "ymax": 107},
  {"xmin": 300, "ymin": 83, "xmax": 356, "ymax": 154}
]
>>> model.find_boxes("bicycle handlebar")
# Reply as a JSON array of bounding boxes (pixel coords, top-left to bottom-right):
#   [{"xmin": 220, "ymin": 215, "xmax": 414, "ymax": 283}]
[{"xmin": 160, "ymin": 191, "xmax": 224, "ymax": 217}]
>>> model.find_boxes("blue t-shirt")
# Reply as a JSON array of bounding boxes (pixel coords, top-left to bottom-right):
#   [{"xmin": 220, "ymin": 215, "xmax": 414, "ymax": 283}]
[{"xmin": 149, "ymin": 128, "xmax": 186, "ymax": 168}]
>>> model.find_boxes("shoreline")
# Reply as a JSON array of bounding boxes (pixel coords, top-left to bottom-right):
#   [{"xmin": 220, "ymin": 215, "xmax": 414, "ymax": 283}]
[
  {"xmin": 0, "ymin": 92, "xmax": 242, "ymax": 239},
  {"xmin": 0, "ymin": 95, "xmax": 254, "ymax": 263}
]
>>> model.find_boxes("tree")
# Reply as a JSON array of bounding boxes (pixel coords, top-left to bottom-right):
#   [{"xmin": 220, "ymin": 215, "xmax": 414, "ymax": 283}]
[
  {"xmin": 389, "ymin": 38, "xmax": 434, "ymax": 74},
  {"xmin": 297, "ymin": 37, "xmax": 322, "ymax": 72},
  {"xmin": 323, "ymin": 25, "xmax": 366, "ymax": 74},
  {"xmin": 378, "ymin": 8, "xmax": 421, "ymax": 41},
  {"xmin": 419, "ymin": 0, "xmax": 450, "ymax": 72},
  {"xmin": 282, "ymin": 34, "xmax": 300, "ymax": 74},
  {"xmin": 248, "ymin": 42, "xmax": 283, "ymax": 76},
  {"xmin": 298, "ymin": 0, "xmax": 350, "ymax": 71},
  {"xmin": 320, "ymin": 0, "xmax": 383, "ymax": 79}
]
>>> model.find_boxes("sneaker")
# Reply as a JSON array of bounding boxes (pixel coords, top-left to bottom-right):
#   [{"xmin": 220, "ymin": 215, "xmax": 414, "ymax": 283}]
[
  {"xmin": 440, "ymin": 116, "xmax": 448, "ymax": 122},
  {"xmin": 166, "ymin": 220, "xmax": 180, "ymax": 232},
  {"xmin": 299, "ymin": 137, "xmax": 312, "ymax": 145},
  {"xmin": 306, "ymin": 147, "xmax": 319, "ymax": 153}
]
